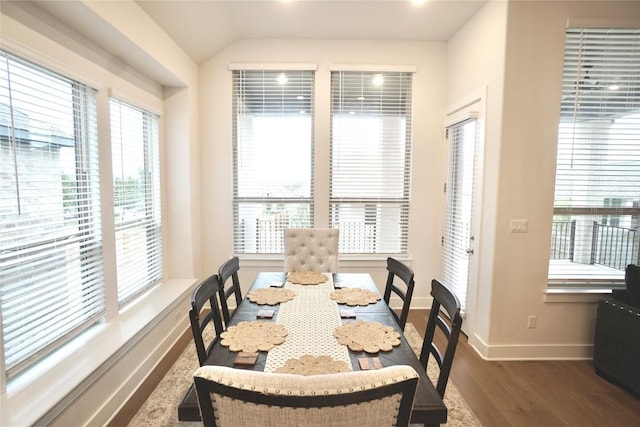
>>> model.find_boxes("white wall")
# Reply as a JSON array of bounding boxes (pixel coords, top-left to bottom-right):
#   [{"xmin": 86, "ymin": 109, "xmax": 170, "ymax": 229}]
[
  {"xmin": 446, "ymin": 0, "xmax": 508, "ymax": 353},
  {"xmin": 199, "ymin": 39, "xmax": 448, "ymax": 307},
  {"xmin": 448, "ymin": 0, "xmax": 640, "ymax": 359},
  {"xmin": 0, "ymin": 1, "xmax": 200, "ymax": 425},
  {"xmin": 2, "ymin": 1, "xmax": 639, "ymax": 424}
]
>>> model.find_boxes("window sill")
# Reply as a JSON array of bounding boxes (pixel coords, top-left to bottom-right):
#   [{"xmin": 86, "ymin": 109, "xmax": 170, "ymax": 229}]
[
  {"xmin": 237, "ymin": 254, "xmax": 410, "ymax": 269},
  {"xmin": 544, "ymin": 287, "xmax": 613, "ymax": 303},
  {"xmin": 1, "ymin": 278, "xmax": 196, "ymax": 427}
]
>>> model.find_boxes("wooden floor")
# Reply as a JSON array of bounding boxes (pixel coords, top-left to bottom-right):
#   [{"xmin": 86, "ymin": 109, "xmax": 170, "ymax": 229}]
[
  {"xmin": 115, "ymin": 309, "xmax": 640, "ymax": 426},
  {"xmin": 408, "ymin": 310, "xmax": 640, "ymax": 427}
]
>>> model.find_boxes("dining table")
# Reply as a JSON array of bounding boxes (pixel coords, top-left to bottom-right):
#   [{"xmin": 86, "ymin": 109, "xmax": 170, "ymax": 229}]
[{"xmin": 178, "ymin": 271, "xmax": 448, "ymax": 426}]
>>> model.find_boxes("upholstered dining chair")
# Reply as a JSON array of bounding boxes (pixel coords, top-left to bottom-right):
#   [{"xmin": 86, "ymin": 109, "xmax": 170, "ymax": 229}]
[
  {"xmin": 419, "ymin": 279, "xmax": 463, "ymax": 398},
  {"xmin": 284, "ymin": 228, "xmax": 340, "ymax": 273},
  {"xmin": 189, "ymin": 274, "xmax": 224, "ymax": 366},
  {"xmin": 217, "ymin": 256, "xmax": 242, "ymax": 327},
  {"xmin": 383, "ymin": 257, "xmax": 416, "ymax": 330},
  {"xmin": 193, "ymin": 364, "xmax": 419, "ymax": 427}
]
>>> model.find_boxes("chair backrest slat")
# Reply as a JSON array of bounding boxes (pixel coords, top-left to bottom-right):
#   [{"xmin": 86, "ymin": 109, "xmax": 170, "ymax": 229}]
[
  {"xmin": 217, "ymin": 256, "xmax": 242, "ymax": 326},
  {"xmin": 383, "ymin": 257, "xmax": 415, "ymax": 330},
  {"xmin": 189, "ymin": 274, "xmax": 223, "ymax": 366},
  {"xmin": 419, "ymin": 278, "xmax": 463, "ymax": 398}
]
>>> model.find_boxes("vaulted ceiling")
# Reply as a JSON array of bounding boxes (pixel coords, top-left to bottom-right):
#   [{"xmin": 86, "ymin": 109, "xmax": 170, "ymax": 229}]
[
  {"xmin": 136, "ymin": 0, "xmax": 487, "ymax": 64},
  {"xmin": 27, "ymin": 0, "xmax": 486, "ymax": 86}
]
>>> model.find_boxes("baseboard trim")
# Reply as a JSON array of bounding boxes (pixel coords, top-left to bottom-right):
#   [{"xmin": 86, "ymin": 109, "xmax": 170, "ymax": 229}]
[{"xmin": 468, "ymin": 333, "xmax": 593, "ymax": 360}]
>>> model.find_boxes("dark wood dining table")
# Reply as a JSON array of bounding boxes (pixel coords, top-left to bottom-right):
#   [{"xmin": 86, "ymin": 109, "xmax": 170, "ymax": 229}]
[{"xmin": 178, "ymin": 272, "xmax": 447, "ymax": 425}]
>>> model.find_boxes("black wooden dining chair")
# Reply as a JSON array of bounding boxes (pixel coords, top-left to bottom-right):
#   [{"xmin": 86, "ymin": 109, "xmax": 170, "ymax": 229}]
[
  {"xmin": 194, "ymin": 364, "xmax": 419, "ymax": 427},
  {"xmin": 383, "ymin": 257, "xmax": 415, "ymax": 330},
  {"xmin": 217, "ymin": 256, "xmax": 242, "ymax": 327},
  {"xmin": 419, "ymin": 279, "xmax": 463, "ymax": 398},
  {"xmin": 189, "ymin": 273, "xmax": 224, "ymax": 366}
]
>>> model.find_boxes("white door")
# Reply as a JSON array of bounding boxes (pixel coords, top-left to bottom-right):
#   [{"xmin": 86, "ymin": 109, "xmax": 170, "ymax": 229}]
[{"xmin": 440, "ymin": 102, "xmax": 483, "ymax": 336}]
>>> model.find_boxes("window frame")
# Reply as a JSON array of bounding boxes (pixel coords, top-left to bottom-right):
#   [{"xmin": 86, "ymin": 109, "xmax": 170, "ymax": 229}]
[
  {"xmin": 548, "ymin": 27, "xmax": 640, "ymax": 289},
  {"xmin": 109, "ymin": 97, "xmax": 163, "ymax": 305},
  {"xmin": 231, "ymin": 67, "xmax": 316, "ymax": 255},
  {"xmin": 329, "ymin": 70, "xmax": 413, "ymax": 255},
  {"xmin": 0, "ymin": 50, "xmax": 104, "ymax": 378}
]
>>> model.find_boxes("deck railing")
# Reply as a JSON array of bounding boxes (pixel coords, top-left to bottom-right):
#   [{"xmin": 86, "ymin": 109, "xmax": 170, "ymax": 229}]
[
  {"xmin": 248, "ymin": 218, "xmax": 376, "ymax": 253},
  {"xmin": 591, "ymin": 222, "xmax": 638, "ymax": 270},
  {"xmin": 551, "ymin": 220, "xmax": 638, "ymax": 271},
  {"xmin": 550, "ymin": 220, "xmax": 576, "ymax": 260}
]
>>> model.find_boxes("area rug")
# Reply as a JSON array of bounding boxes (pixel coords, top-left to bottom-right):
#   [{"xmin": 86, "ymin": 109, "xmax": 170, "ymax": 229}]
[{"xmin": 128, "ymin": 323, "xmax": 481, "ymax": 426}]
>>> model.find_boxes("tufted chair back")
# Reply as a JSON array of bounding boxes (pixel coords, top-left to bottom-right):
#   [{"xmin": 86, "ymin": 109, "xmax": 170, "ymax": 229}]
[
  {"xmin": 283, "ymin": 228, "xmax": 339, "ymax": 272},
  {"xmin": 193, "ymin": 364, "xmax": 419, "ymax": 427}
]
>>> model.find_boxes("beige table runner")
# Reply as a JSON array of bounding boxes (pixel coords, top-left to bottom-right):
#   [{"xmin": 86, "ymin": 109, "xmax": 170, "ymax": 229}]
[{"xmin": 264, "ymin": 273, "xmax": 352, "ymax": 372}]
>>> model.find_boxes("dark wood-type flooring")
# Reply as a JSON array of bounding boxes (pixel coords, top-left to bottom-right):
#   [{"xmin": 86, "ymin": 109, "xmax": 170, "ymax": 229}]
[
  {"xmin": 408, "ymin": 310, "xmax": 640, "ymax": 427},
  {"xmin": 111, "ymin": 309, "xmax": 640, "ymax": 427}
]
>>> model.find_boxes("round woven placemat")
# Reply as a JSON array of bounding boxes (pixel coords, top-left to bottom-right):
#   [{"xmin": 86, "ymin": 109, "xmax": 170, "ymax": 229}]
[
  {"xmin": 334, "ymin": 320, "xmax": 401, "ymax": 353},
  {"xmin": 247, "ymin": 288, "xmax": 296, "ymax": 305},
  {"xmin": 220, "ymin": 321, "xmax": 288, "ymax": 352},
  {"xmin": 330, "ymin": 288, "xmax": 381, "ymax": 306},
  {"xmin": 286, "ymin": 271, "xmax": 327, "ymax": 285},
  {"xmin": 274, "ymin": 355, "xmax": 351, "ymax": 376}
]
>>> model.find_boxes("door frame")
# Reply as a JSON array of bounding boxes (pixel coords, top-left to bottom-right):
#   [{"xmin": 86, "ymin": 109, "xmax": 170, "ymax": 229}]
[{"xmin": 442, "ymin": 87, "xmax": 487, "ymax": 339}]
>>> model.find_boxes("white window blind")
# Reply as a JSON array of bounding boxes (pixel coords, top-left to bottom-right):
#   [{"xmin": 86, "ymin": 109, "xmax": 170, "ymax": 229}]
[
  {"xmin": 110, "ymin": 98, "xmax": 162, "ymax": 304},
  {"xmin": 232, "ymin": 69, "xmax": 314, "ymax": 254},
  {"xmin": 0, "ymin": 51, "xmax": 103, "ymax": 378},
  {"xmin": 330, "ymin": 71, "xmax": 412, "ymax": 254},
  {"xmin": 549, "ymin": 28, "xmax": 640, "ymax": 287},
  {"xmin": 441, "ymin": 118, "xmax": 479, "ymax": 313}
]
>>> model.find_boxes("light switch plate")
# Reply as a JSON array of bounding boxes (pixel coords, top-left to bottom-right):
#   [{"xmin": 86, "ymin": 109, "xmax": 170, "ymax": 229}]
[{"xmin": 510, "ymin": 219, "xmax": 529, "ymax": 233}]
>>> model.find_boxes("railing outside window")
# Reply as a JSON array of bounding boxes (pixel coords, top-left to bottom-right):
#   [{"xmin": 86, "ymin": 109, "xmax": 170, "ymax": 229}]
[
  {"xmin": 591, "ymin": 222, "xmax": 638, "ymax": 270},
  {"xmin": 550, "ymin": 220, "xmax": 638, "ymax": 271},
  {"xmin": 550, "ymin": 220, "xmax": 576, "ymax": 260}
]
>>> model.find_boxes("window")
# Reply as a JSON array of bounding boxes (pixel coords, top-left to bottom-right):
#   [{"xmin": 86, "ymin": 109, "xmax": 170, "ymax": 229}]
[
  {"xmin": 232, "ymin": 69, "xmax": 314, "ymax": 254},
  {"xmin": 330, "ymin": 71, "xmax": 412, "ymax": 254},
  {"xmin": 110, "ymin": 98, "xmax": 162, "ymax": 303},
  {"xmin": 549, "ymin": 28, "xmax": 640, "ymax": 287},
  {"xmin": 0, "ymin": 51, "xmax": 103, "ymax": 377}
]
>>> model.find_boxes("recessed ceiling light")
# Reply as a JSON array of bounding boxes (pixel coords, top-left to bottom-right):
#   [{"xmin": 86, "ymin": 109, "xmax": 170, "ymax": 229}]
[
  {"xmin": 608, "ymin": 84, "xmax": 621, "ymax": 91},
  {"xmin": 297, "ymin": 95, "xmax": 305, "ymax": 100},
  {"xmin": 411, "ymin": 0, "xmax": 428, "ymax": 6},
  {"xmin": 357, "ymin": 96, "xmax": 366, "ymax": 101}
]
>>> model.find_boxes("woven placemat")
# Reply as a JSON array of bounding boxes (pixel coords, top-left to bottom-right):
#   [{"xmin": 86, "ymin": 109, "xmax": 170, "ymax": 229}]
[
  {"xmin": 330, "ymin": 288, "xmax": 381, "ymax": 306},
  {"xmin": 274, "ymin": 355, "xmax": 351, "ymax": 376},
  {"xmin": 334, "ymin": 320, "xmax": 401, "ymax": 353},
  {"xmin": 247, "ymin": 288, "xmax": 296, "ymax": 305},
  {"xmin": 286, "ymin": 271, "xmax": 327, "ymax": 285},
  {"xmin": 220, "ymin": 321, "xmax": 288, "ymax": 352}
]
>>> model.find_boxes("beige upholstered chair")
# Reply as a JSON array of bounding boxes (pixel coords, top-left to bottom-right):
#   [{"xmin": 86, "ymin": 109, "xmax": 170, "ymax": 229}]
[
  {"xmin": 193, "ymin": 364, "xmax": 419, "ymax": 427},
  {"xmin": 283, "ymin": 228, "xmax": 339, "ymax": 272}
]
